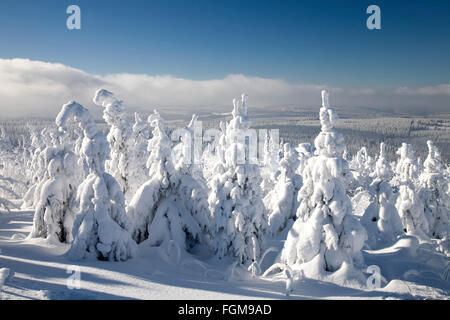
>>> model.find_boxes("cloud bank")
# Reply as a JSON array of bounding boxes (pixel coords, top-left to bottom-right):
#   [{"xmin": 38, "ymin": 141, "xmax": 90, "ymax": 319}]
[{"xmin": 0, "ymin": 58, "xmax": 448, "ymax": 118}]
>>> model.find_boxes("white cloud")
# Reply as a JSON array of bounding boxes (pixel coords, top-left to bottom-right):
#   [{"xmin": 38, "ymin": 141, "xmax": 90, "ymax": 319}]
[
  {"xmin": 348, "ymin": 88, "xmax": 375, "ymax": 95},
  {"xmin": 395, "ymin": 84, "xmax": 450, "ymax": 96},
  {"xmin": 0, "ymin": 58, "xmax": 448, "ymax": 118}
]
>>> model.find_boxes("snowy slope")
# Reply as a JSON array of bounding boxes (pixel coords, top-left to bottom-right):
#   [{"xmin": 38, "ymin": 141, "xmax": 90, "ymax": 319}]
[{"xmin": 0, "ymin": 209, "xmax": 448, "ymax": 300}]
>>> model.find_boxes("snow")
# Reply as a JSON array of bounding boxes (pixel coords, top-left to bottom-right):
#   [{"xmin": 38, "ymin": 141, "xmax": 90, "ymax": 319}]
[
  {"xmin": 0, "ymin": 89, "xmax": 449, "ymax": 300},
  {"xmin": 0, "ymin": 267, "xmax": 10, "ymax": 289},
  {"xmin": 0, "ymin": 209, "xmax": 448, "ymax": 299}
]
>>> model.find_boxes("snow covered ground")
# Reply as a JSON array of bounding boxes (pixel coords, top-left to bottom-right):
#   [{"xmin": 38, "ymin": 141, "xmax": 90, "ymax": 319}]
[{"xmin": 0, "ymin": 209, "xmax": 448, "ymax": 300}]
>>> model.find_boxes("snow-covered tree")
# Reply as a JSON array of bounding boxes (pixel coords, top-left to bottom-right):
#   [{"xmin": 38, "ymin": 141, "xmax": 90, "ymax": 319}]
[
  {"xmin": 394, "ymin": 143, "xmax": 429, "ymax": 237},
  {"xmin": 419, "ymin": 140, "xmax": 449, "ymax": 239},
  {"xmin": 295, "ymin": 142, "xmax": 314, "ymax": 176},
  {"xmin": 93, "ymin": 89, "xmax": 136, "ymax": 202},
  {"xmin": 208, "ymin": 94, "xmax": 268, "ymax": 264},
  {"xmin": 281, "ymin": 90, "xmax": 367, "ymax": 279},
  {"xmin": 265, "ymin": 143, "xmax": 302, "ymax": 235},
  {"xmin": 56, "ymin": 100, "xmax": 137, "ymax": 261},
  {"xmin": 0, "ymin": 163, "xmax": 16, "ymax": 213},
  {"xmin": 172, "ymin": 114, "xmax": 205, "ymax": 181},
  {"xmin": 202, "ymin": 120, "xmax": 227, "ymax": 182},
  {"xmin": 349, "ymin": 146, "xmax": 375, "ymax": 191},
  {"xmin": 392, "ymin": 143, "xmax": 420, "ymax": 188},
  {"xmin": 29, "ymin": 128, "xmax": 80, "ymax": 243},
  {"xmin": 260, "ymin": 129, "xmax": 280, "ymax": 195},
  {"xmin": 361, "ymin": 142, "xmax": 403, "ymax": 248},
  {"xmin": 131, "ymin": 112, "xmax": 151, "ymax": 188},
  {"xmin": 127, "ymin": 110, "xmax": 209, "ymax": 251},
  {"xmin": 22, "ymin": 127, "xmax": 55, "ymax": 208}
]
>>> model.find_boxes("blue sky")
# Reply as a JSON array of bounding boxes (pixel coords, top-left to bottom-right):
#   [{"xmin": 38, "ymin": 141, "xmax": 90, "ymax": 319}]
[
  {"xmin": 0, "ymin": 0, "xmax": 449, "ymax": 117},
  {"xmin": 0, "ymin": 0, "xmax": 449, "ymax": 89}
]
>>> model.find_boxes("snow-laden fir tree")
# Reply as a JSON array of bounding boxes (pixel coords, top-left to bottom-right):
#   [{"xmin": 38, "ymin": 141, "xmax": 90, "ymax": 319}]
[
  {"xmin": 265, "ymin": 143, "xmax": 302, "ymax": 235},
  {"xmin": 361, "ymin": 142, "xmax": 403, "ymax": 248},
  {"xmin": 295, "ymin": 142, "xmax": 314, "ymax": 177},
  {"xmin": 260, "ymin": 129, "xmax": 280, "ymax": 195},
  {"xmin": 394, "ymin": 143, "xmax": 429, "ymax": 237},
  {"xmin": 127, "ymin": 110, "xmax": 209, "ymax": 250},
  {"xmin": 93, "ymin": 89, "xmax": 137, "ymax": 202},
  {"xmin": 202, "ymin": 120, "xmax": 228, "ymax": 183},
  {"xmin": 56, "ymin": 101, "xmax": 137, "ymax": 261},
  {"xmin": 208, "ymin": 94, "xmax": 268, "ymax": 264},
  {"xmin": 131, "ymin": 112, "xmax": 151, "ymax": 188},
  {"xmin": 172, "ymin": 114, "xmax": 205, "ymax": 182},
  {"xmin": 281, "ymin": 90, "xmax": 367, "ymax": 279},
  {"xmin": 349, "ymin": 146, "xmax": 375, "ymax": 191},
  {"xmin": 22, "ymin": 127, "xmax": 56, "ymax": 208},
  {"xmin": 29, "ymin": 128, "xmax": 80, "ymax": 243},
  {"xmin": 419, "ymin": 140, "xmax": 449, "ymax": 239},
  {"xmin": 0, "ymin": 163, "xmax": 16, "ymax": 213}
]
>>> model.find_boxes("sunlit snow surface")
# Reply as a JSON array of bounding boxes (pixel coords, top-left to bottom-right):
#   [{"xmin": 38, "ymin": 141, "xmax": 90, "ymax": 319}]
[{"xmin": 0, "ymin": 209, "xmax": 448, "ymax": 300}]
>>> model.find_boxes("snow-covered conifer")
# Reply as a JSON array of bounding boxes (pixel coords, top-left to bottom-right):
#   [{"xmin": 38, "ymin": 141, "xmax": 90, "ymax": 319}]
[
  {"xmin": 202, "ymin": 120, "xmax": 227, "ymax": 182},
  {"xmin": 350, "ymin": 146, "xmax": 375, "ymax": 190},
  {"xmin": 281, "ymin": 90, "xmax": 367, "ymax": 279},
  {"xmin": 127, "ymin": 110, "xmax": 209, "ymax": 251},
  {"xmin": 419, "ymin": 140, "xmax": 449, "ymax": 239},
  {"xmin": 296, "ymin": 143, "xmax": 314, "ymax": 176},
  {"xmin": 56, "ymin": 101, "xmax": 137, "ymax": 261},
  {"xmin": 29, "ymin": 127, "xmax": 80, "ymax": 243},
  {"xmin": 265, "ymin": 143, "xmax": 301, "ymax": 235},
  {"xmin": 260, "ymin": 130, "xmax": 280, "ymax": 195},
  {"xmin": 208, "ymin": 94, "xmax": 268, "ymax": 264},
  {"xmin": 361, "ymin": 142, "xmax": 403, "ymax": 248},
  {"xmin": 131, "ymin": 112, "xmax": 150, "ymax": 188},
  {"xmin": 394, "ymin": 143, "xmax": 429, "ymax": 237},
  {"xmin": 0, "ymin": 163, "xmax": 16, "ymax": 212},
  {"xmin": 93, "ymin": 89, "xmax": 136, "ymax": 201}
]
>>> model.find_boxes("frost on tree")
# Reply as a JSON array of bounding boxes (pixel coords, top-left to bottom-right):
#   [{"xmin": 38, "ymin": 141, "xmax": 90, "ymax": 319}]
[
  {"xmin": 23, "ymin": 127, "xmax": 57, "ymax": 208},
  {"xmin": 265, "ymin": 143, "xmax": 302, "ymax": 235},
  {"xmin": 281, "ymin": 90, "xmax": 367, "ymax": 280},
  {"xmin": 296, "ymin": 142, "xmax": 314, "ymax": 176},
  {"xmin": 202, "ymin": 120, "xmax": 227, "ymax": 183},
  {"xmin": 93, "ymin": 89, "xmax": 137, "ymax": 202},
  {"xmin": 349, "ymin": 146, "xmax": 375, "ymax": 193},
  {"xmin": 419, "ymin": 141, "xmax": 449, "ymax": 239},
  {"xmin": 0, "ymin": 164, "xmax": 16, "ymax": 213},
  {"xmin": 208, "ymin": 94, "xmax": 268, "ymax": 264},
  {"xmin": 29, "ymin": 128, "xmax": 80, "ymax": 243},
  {"xmin": 127, "ymin": 110, "xmax": 209, "ymax": 250},
  {"xmin": 361, "ymin": 142, "xmax": 403, "ymax": 248},
  {"xmin": 56, "ymin": 101, "xmax": 137, "ymax": 261},
  {"xmin": 131, "ymin": 112, "xmax": 151, "ymax": 189},
  {"xmin": 172, "ymin": 114, "xmax": 205, "ymax": 182},
  {"xmin": 260, "ymin": 129, "xmax": 280, "ymax": 195},
  {"xmin": 394, "ymin": 143, "xmax": 429, "ymax": 237}
]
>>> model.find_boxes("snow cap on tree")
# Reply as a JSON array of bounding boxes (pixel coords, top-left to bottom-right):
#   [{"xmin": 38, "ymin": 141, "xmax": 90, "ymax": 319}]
[
  {"xmin": 374, "ymin": 142, "xmax": 393, "ymax": 180},
  {"xmin": 314, "ymin": 90, "xmax": 345, "ymax": 158},
  {"xmin": 56, "ymin": 101, "xmax": 109, "ymax": 174},
  {"xmin": 93, "ymin": 89, "xmax": 137, "ymax": 201},
  {"xmin": 423, "ymin": 140, "xmax": 443, "ymax": 174}
]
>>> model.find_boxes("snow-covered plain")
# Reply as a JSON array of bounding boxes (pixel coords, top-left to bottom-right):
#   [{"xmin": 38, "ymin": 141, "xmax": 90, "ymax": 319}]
[
  {"xmin": 0, "ymin": 208, "xmax": 448, "ymax": 300},
  {"xmin": 0, "ymin": 90, "xmax": 449, "ymax": 300}
]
